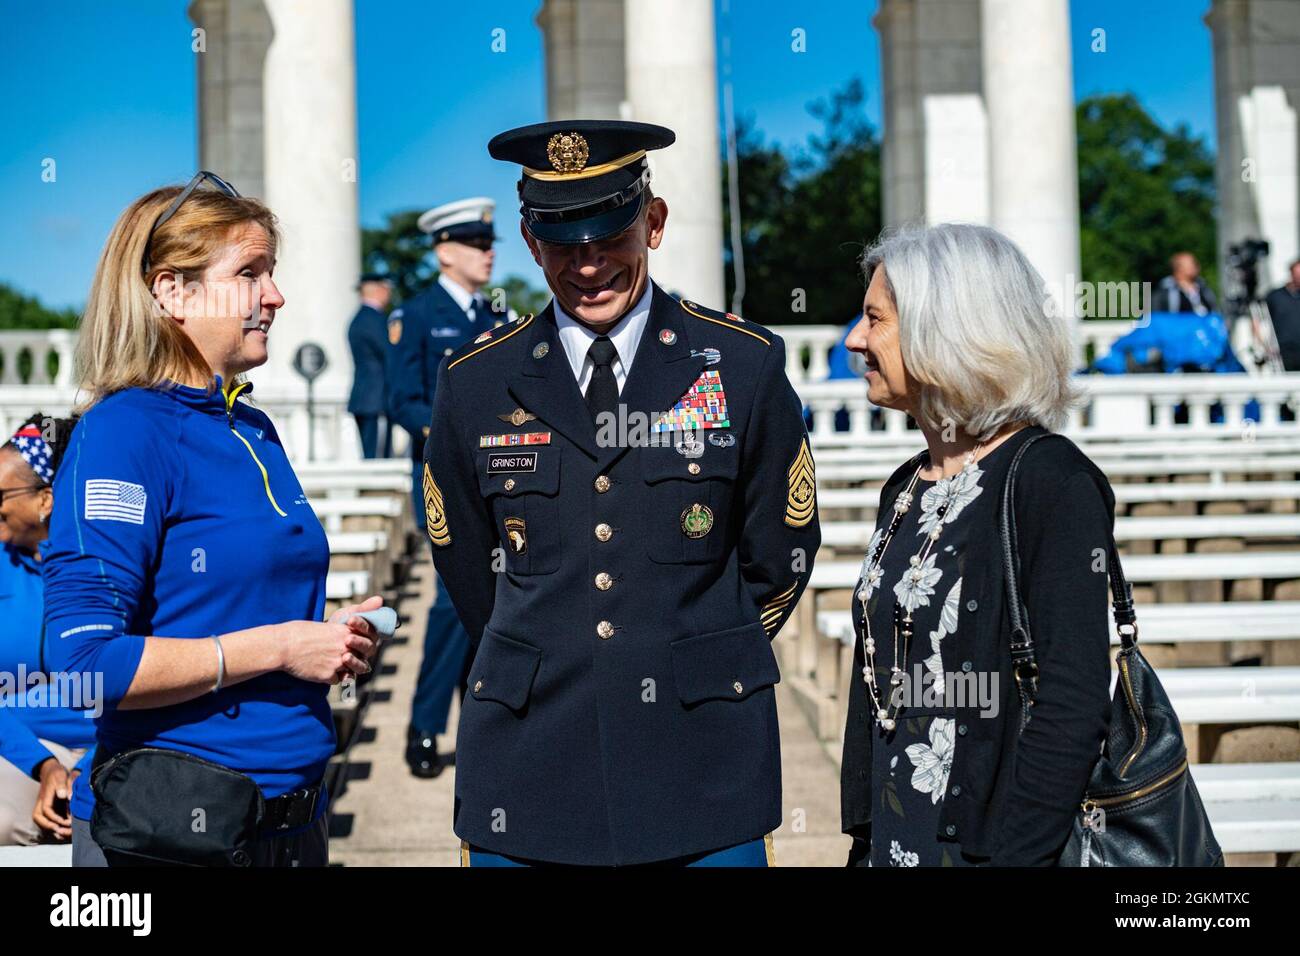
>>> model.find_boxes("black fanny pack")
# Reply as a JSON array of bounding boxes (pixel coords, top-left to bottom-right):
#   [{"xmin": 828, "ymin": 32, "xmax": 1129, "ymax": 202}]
[{"xmin": 90, "ymin": 747, "xmax": 320, "ymax": 867}]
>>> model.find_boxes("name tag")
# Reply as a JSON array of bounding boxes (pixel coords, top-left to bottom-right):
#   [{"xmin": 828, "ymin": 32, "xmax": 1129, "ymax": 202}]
[{"xmin": 488, "ymin": 451, "xmax": 538, "ymax": 473}]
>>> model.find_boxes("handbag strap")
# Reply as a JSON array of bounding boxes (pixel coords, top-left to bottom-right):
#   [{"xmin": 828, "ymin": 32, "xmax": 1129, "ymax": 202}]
[{"xmin": 999, "ymin": 432, "xmax": 1137, "ymax": 708}]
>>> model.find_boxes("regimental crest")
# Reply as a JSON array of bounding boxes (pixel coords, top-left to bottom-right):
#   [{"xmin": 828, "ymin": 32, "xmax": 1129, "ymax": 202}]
[
  {"xmin": 784, "ymin": 437, "xmax": 816, "ymax": 528},
  {"xmin": 546, "ymin": 131, "xmax": 590, "ymax": 173},
  {"xmin": 423, "ymin": 463, "xmax": 451, "ymax": 546}
]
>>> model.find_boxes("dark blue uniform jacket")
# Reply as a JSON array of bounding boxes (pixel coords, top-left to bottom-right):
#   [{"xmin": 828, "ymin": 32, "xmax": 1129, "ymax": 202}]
[{"xmin": 422, "ymin": 281, "xmax": 821, "ymax": 864}]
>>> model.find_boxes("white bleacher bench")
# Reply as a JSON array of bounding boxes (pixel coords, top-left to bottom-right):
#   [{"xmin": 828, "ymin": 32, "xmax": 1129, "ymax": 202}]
[
  {"xmin": 326, "ymin": 570, "xmax": 371, "ymax": 602},
  {"xmin": 1159, "ymin": 666, "xmax": 1300, "ymax": 724},
  {"xmin": 816, "ymin": 455, "xmax": 1300, "ymax": 485},
  {"xmin": 817, "ymin": 601, "xmax": 1300, "ymax": 646},
  {"xmin": 812, "ymin": 436, "xmax": 1300, "ymax": 467},
  {"xmin": 0, "ymin": 843, "xmax": 72, "ymax": 867},
  {"xmin": 298, "ymin": 475, "xmax": 410, "ymax": 497},
  {"xmin": 819, "ymin": 514, "xmax": 1300, "ymax": 549},
  {"xmin": 325, "ymin": 531, "xmax": 389, "ymax": 555},
  {"xmin": 311, "ymin": 496, "xmax": 404, "ymax": 533},
  {"xmin": 808, "ymin": 553, "xmax": 1300, "ymax": 591},
  {"xmin": 1192, "ymin": 763, "xmax": 1300, "ymax": 855},
  {"xmin": 294, "ymin": 459, "xmax": 411, "ymax": 477},
  {"xmin": 817, "ymin": 481, "xmax": 1300, "ymax": 513}
]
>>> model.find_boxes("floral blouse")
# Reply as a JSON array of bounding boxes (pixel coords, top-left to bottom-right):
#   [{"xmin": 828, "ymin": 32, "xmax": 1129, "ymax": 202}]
[{"xmin": 856, "ymin": 458, "xmax": 992, "ymax": 867}]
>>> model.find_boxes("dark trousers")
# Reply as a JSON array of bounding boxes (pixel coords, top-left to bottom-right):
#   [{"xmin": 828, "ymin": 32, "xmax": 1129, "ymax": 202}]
[
  {"xmin": 409, "ymin": 458, "xmax": 474, "ymax": 735},
  {"xmin": 354, "ymin": 414, "xmax": 392, "ymax": 459}
]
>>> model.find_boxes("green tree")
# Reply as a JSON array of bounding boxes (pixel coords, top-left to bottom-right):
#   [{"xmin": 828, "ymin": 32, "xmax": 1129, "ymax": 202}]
[
  {"xmin": 0, "ymin": 283, "xmax": 80, "ymax": 330},
  {"xmin": 361, "ymin": 211, "xmax": 548, "ymax": 316},
  {"xmin": 1076, "ymin": 93, "xmax": 1218, "ymax": 295},
  {"xmin": 722, "ymin": 77, "xmax": 883, "ymax": 327}
]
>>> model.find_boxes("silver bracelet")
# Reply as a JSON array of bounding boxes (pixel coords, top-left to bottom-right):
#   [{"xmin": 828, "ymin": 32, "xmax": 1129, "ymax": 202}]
[{"xmin": 211, "ymin": 635, "xmax": 226, "ymax": 694}]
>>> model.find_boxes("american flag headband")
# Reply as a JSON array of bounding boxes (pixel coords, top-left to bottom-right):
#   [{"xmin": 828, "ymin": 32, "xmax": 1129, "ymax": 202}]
[{"xmin": 9, "ymin": 425, "xmax": 54, "ymax": 485}]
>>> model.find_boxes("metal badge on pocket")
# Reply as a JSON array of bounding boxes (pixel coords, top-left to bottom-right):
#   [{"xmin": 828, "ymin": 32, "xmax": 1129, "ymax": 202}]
[{"xmin": 681, "ymin": 503, "xmax": 714, "ymax": 539}]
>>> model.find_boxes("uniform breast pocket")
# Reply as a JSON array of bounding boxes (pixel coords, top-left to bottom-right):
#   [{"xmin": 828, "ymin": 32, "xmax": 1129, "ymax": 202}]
[
  {"xmin": 640, "ymin": 442, "xmax": 740, "ymax": 564},
  {"xmin": 476, "ymin": 447, "xmax": 563, "ymax": 575}
]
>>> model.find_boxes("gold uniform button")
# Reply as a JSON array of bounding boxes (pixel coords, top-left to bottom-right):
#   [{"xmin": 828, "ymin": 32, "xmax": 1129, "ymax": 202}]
[
  {"xmin": 503, "ymin": 478, "xmax": 516, "ymax": 491},
  {"xmin": 595, "ymin": 523, "xmax": 613, "ymax": 542},
  {"xmin": 594, "ymin": 572, "xmax": 613, "ymax": 591},
  {"xmin": 474, "ymin": 680, "xmax": 483, "ymax": 693},
  {"xmin": 597, "ymin": 620, "xmax": 615, "ymax": 640},
  {"xmin": 733, "ymin": 681, "xmax": 744, "ymax": 695},
  {"xmin": 687, "ymin": 463, "xmax": 701, "ymax": 475},
  {"xmin": 594, "ymin": 475, "xmax": 611, "ymax": 493}
]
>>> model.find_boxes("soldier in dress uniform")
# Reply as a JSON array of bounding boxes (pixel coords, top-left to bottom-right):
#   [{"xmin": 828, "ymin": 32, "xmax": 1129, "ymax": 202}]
[
  {"xmin": 387, "ymin": 197, "xmax": 507, "ymax": 777},
  {"xmin": 421, "ymin": 120, "xmax": 821, "ymax": 866},
  {"xmin": 346, "ymin": 272, "xmax": 393, "ymax": 459}
]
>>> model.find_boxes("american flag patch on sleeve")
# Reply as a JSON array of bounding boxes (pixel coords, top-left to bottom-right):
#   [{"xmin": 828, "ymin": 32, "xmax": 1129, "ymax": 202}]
[{"xmin": 85, "ymin": 479, "xmax": 148, "ymax": 524}]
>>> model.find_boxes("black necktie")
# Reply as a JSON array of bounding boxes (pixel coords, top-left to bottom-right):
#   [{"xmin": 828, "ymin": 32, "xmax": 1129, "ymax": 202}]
[{"xmin": 584, "ymin": 336, "xmax": 619, "ymax": 423}]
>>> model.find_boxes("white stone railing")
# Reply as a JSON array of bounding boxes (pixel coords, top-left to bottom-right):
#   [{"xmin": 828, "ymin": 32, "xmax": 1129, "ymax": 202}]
[
  {"xmin": 768, "ymin": 316, "xmax": 1259, "ymax": 385},
  {"xmin": 798, "ymin": 373, "xmax": 1300, "ymax": 443},
  {"xmin": 0, "ymin": 330, "xmax": 78, "ymax": 386},
  {"xmin": 0, "ymin": 383, "xmax": 367, "ymax": 462}
]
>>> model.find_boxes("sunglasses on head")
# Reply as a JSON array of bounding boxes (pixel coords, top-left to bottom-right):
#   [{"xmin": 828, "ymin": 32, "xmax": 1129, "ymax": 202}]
[{"xmin": 141, "ymin": 170, "xmax": 241, "ymax": 275}]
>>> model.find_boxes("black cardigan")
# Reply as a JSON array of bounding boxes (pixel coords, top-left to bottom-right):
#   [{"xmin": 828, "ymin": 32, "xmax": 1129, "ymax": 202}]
[{"xmin": 839, "ymin": 425, "xmax": 1115, "ymax": 865}]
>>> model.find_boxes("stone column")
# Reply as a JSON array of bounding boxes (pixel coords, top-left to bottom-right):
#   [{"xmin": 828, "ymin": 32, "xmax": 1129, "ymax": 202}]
[
  {"xmin": 623, "ymin": 0, "xmax": 724, "ymax": 306},
  {"xmin": 875, "ymin": 0, "xmax": 987, "ymax": 228},
  {"xmin": 982, "ymin": 0, "xmax": 1080, "ymax": 315},
  {"xmin": 258, "ymin": 0, "xmax": 360, "ymax": 402},
  {"xmin": 536, "ymin": 0, "xmax": 626, "ymax": 119},
  {"xmin": 188, "ymin": 0, "xmax": 272, "ymax": 199},
  {"xmin": 1207, "ymin": 0, "xmax": 1300, "ymax": 292}
]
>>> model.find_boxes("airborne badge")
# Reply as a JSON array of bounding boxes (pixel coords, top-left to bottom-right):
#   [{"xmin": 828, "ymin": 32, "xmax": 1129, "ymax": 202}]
[
  {"xmin": 784, "ymin": 437, "xmax": 816, "ymax": 528},
  {"xmin": 423, "ymin": 463, "xmax": 451, "ymax": 547}
]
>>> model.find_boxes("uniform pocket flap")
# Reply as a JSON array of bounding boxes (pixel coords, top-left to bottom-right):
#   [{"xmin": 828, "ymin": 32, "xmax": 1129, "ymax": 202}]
[
  {"xmin": 476, "ymin": 446, "xmax": 562, "ymax": 498},
  {"xmin": 670, "ymin": 622, "xmax": 781, "ymax": 705},
  {"xmin": 640, "ymin": 443, "xmax": 740, "ymax": 484},
  {"xmin": 469, "ymin": 629, "xmax": 542, "ymax": 712}
]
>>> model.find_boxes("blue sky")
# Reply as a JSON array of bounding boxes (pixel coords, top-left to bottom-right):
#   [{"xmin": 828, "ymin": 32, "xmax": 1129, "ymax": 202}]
[{"xmin": 1, "ymin": 0, "xmax": 1216, "ymax": 310}]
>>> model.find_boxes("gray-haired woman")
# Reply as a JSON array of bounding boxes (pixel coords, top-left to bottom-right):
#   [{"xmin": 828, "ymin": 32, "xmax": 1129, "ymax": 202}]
[{"xmin": 840, "ymin": 222, "xmax": 1114, "ymax": 866}]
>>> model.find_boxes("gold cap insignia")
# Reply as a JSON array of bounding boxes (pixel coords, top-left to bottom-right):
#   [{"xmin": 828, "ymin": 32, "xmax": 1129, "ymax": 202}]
[
  {"xmin": 423, "ymin": 463, "xmax": 451, "ymax": 547},
  {"xmin": 784, "ymin": 437, "xmax": 816, "ymax": 528},
  {"xmin": 546, "ymin": 132, "xmax": 590, "ymax": 173}
]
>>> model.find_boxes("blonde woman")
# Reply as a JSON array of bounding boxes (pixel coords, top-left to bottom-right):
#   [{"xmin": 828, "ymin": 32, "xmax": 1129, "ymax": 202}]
[
  {"xmin": 44, "ymin": 172, "xmax": 384, "ymax": 867},
  {"xmin": 839, "ymin": 223, "xmax": 1114, "ymax": 867}
]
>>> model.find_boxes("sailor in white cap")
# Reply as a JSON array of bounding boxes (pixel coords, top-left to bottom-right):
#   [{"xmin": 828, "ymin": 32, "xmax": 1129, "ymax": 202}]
[{"xmin": 386, "ymin": 196, "xmax": 503, "ymax": 777}]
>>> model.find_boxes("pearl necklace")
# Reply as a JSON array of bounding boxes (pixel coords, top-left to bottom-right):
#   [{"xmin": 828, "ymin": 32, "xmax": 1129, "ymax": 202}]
[{"xmin": 858, "ymin": 442, "xmax": 984, "ymax": 730}]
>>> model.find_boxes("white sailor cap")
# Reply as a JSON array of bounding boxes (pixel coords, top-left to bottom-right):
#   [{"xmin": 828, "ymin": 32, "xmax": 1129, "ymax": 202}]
[{"xmin": 417, "ymin": 197, "xmax": 497, "ymax": 244}]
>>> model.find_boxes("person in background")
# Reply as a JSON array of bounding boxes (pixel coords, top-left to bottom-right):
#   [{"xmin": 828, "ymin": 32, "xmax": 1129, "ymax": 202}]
[
  {"xmin": 0, "ymin": 413, "xmax": 95, "ymax": 845},
  {"xmin": 1264, "ymin": 258, "xmax": 1300, "ymax": 371},
  {"xmin": 347, "ymin": 273, "xmax": 394, "ymax": 459},
  {"xmin": 386, "ymin": 197, "xmax": 504, "ymax": 778},
  {"xmin": 43, "ymin": 172, "xmax": 384, "ymax": 867},
  {"xmin": 1155, "ymin": 251, "xmax": 1218, "ymax": 315}
]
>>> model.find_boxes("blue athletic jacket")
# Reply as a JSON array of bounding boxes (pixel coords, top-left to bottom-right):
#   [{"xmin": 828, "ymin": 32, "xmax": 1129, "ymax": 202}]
[
  {"xmin": 42, "ymin": 378, "xmax": 334, "ymax": 822},
  {"xmin": 0, "ymin": 541, "xmax": 96, "ymax": 778}
]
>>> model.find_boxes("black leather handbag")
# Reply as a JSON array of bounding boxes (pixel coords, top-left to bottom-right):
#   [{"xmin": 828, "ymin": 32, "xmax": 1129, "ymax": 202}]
[{"xmin": 1000, "ymin": 433, "xmax": 1224, "ymax": 867}]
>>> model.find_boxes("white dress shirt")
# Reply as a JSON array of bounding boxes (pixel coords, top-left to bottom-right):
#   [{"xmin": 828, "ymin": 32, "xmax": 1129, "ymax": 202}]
[
  {"xmin": 555, "ymin": 281, "xmax": 653, "ymax": 395},
  {"xmin": 438, "ymin": 274, "xmax": 486, "ymax": 321}
]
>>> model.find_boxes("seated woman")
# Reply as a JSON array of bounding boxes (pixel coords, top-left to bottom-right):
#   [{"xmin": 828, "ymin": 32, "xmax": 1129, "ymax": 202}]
[
  {"xmin": 43, "ymin": 172, "xmax": 386, "ymax": 867},
  {"xmin": 0, "ymin": 414, "xmax": 94, "ymax": 845},
  {"xmin": 839, "ymin": 222, "xmax": 1114, "ymax": 867}
]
